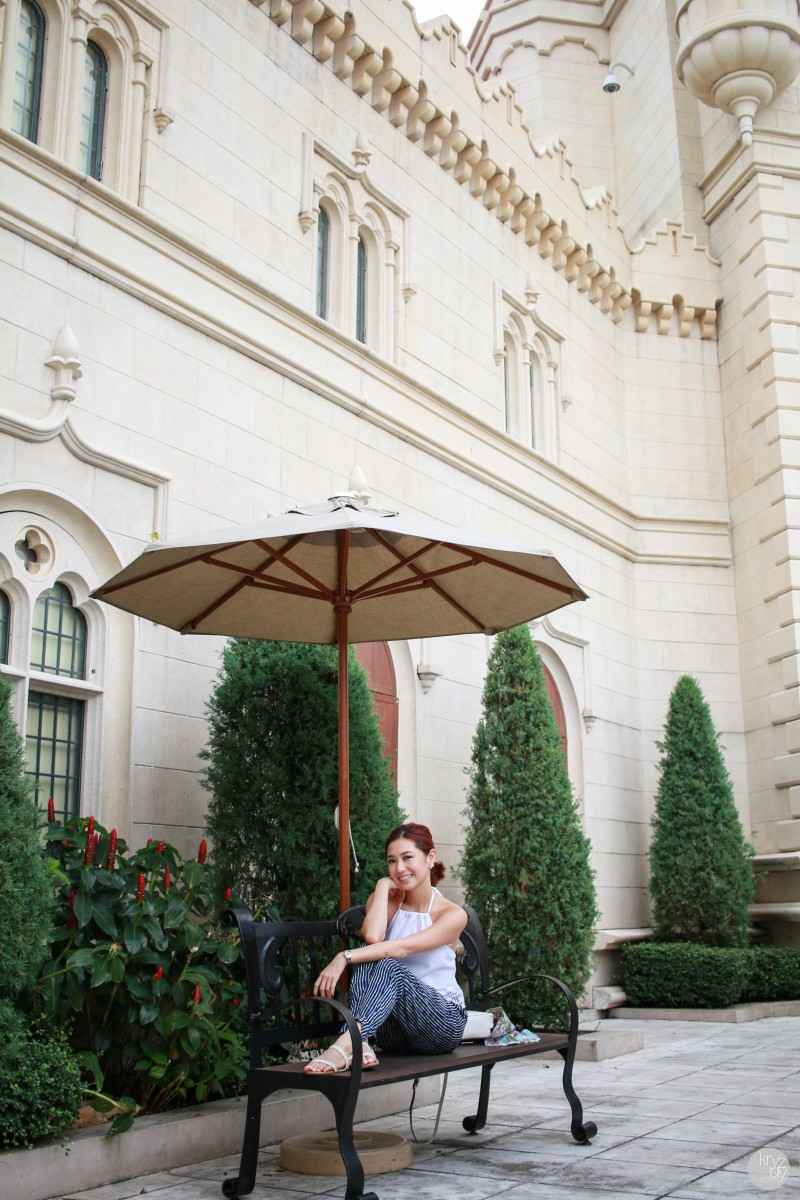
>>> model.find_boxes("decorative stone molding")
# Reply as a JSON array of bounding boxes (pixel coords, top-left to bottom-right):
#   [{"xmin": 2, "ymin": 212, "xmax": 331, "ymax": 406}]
[
  {"xmin": 676, "ymin": 0, "xmax": 800, "ymax": 146},
  {"xmin": 45, "ymin": 324, "xmax": 82, "ymax": 402},
  {"xmin": 253, "ymin": 0, "xmax": 721, "ymax": 338}
]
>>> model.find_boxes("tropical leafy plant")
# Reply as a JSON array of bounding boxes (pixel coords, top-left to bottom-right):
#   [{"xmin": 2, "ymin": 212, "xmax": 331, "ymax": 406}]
[{"xmin": 35, "ymin": 816, "xmax": 247, "ymax": 1129}]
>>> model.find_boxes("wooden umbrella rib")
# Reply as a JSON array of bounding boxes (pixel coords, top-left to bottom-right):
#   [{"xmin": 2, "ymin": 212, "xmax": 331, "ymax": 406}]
[
  {"xmin": 350, "ymin": 537, "xmax": 445, "ymax": 600},
  {"xmin": 357, "ymin": 558, "xmax": 479, "ymax": 601},
  {"xmin": 188, "ymin": 576, "xmax": 251, "ymax": 630},
  {"xmin": 97, "ymin": 541, "xmax": 245, "ymax": 596},
  {"xmin": 441, "ymin": 542, "xmax": 576, "ymax": 597},
  {"xmin": 357, "ymin": 530, "xmax": 484, "ymax": 630},
  {"xmin": 254, "ymin": 539, "xmax": 335, "ymax": 602}
]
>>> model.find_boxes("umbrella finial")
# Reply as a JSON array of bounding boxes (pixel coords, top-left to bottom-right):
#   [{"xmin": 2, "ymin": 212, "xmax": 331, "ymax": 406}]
[{"xmin": 348, "ymin": 464, "xmax": 371, "ymax": 506}]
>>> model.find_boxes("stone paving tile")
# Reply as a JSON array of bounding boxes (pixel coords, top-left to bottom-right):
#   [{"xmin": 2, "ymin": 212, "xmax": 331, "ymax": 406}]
[
  {"xmin": 312, "ymin": 1166, "xmax": 523, "ymax": 1199},
  {"xmin": 57, "ymin": 1178, "xmax": 186, "ymax": 1200},
  {"xmin": 636, "ymin": 1115, "xmax": 787, "ymax": 1147},
  {"xmin": 594, "ymin": 1135, "xmax": 745, "ymax": 1170}
]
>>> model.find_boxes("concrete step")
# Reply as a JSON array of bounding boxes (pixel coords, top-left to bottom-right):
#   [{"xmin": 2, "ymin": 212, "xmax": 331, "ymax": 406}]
[{"xmin": 609, "ymin": 999, "xmax": 800, "ymax": 1023}]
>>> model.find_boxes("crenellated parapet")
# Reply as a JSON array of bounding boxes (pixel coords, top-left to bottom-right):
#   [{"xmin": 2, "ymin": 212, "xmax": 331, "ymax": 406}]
[{"xmin": 250, "ymin": 0, "xmax": 721, "ymax": 337}]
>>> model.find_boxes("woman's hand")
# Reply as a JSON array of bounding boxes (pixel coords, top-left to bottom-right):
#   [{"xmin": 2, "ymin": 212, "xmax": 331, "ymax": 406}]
[{"xmin": 313, "ymin": 952, "xmax": 347, "ymax": 999}]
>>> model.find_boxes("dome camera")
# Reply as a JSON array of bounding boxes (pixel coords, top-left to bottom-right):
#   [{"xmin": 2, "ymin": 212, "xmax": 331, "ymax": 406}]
[{"xmin": 602, "ymin": 61, "xmax": 634, "ymax": 93}]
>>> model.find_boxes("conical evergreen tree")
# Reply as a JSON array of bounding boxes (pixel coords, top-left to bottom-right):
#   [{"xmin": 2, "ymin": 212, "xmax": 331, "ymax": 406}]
[
  {"xmin": 462, "ymin": 626, "xmax": 598, "ymax": 1027},
  {"xmin": 0, "ymin": 677, "xmax": 54, "ymax": 1002},
  {"xmin": 649, "ymin": 674, "xmax": 753, "ymax": 947},
  {"xmin": 202, "ymin": 639, "xmax": 404, "ymax": 919}
]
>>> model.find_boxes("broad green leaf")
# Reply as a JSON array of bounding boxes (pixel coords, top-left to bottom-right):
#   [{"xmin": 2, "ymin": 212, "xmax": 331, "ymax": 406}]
[
  {"xmin": 91, "ymin": 957, "xmax": 112, "ymax": 988},
  {"xmin": 93, "ymin": 904, "xmax": 118, "ymax": 938},
  {"xmin": 124, "ymin": 923, "xmax": 147, "ymax": 954},
  {"xmin": 67, "ymin": 947, "xmax": 96, "ymax": 969},
  {"xmin": 138, "ymin": 1001, "xmax": 160, "ymax": 1026},
  {"xmin": 73, "ymin": 890, "xmax": 94, "ymax": 928},
  {"xmin": 163, "ymin": 896, "xmax": 188, "ymax": 929}
]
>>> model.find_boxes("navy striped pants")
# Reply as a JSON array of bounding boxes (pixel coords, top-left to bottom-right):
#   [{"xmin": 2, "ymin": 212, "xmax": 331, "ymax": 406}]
[{"xmin": 347, "ymin": 959, "xmax": 467, "ymax": 1054}]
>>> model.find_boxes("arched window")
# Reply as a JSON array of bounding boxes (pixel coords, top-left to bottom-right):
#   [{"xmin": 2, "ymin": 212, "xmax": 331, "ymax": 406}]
[
  {"xmin": 0, "ymin": 590, "xmax": 9, "ymax": 664},
  {"xmin": 529, "ymin": 349, "xmax": 544, "ymax": 450},
  {"xmin": 30, "ymin": 582, "xmax": 86, "ymax": 678},
  {"xmin": 26, "ymin": 582, "xmax": 87, "ymax": 823},
  {"xmin": 12, "ymin": 0, "xmax": 45, "ymax": 142},
  {"xmin": 316, "ymin": 206, "xmax": 330, "ymax": 319},
  {"xmin": 356, "ymin": 235, "xmax": 368, "ymax": 344},
  {"xmin": 80, "ymin": 40, "xmax": 108, "ymax": 180},
  {"xmin": 503, "ymin": 329, "xmax": 521, "ymax": 437}
]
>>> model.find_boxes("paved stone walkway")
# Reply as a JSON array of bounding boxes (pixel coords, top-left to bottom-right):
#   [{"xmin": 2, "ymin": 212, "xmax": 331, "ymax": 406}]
[{"xmin": 59, "ymin": 1017, "xmax": 799, "ymax": 1200}]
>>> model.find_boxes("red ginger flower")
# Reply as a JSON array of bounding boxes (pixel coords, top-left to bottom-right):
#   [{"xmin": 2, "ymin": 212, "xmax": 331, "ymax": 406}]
[
  {"xmin": 153, "ymin": 966, "xmax": 163, "ymax": 981},
  {"xmin": 106, "ymin": 829, "xmax": 118, "ymax": 871},
  {"xmin": 47, "ymin": 797, "xmax": 55, "ymax": 823},
  {"xmin": 193, "ymin": 983, "xmax": 201, "ymax": 1004},
  {"xmin": 156, "ymin": 840, "xmax": 164, "ymax": 855},
  {"xmin": 164, "ymin": 865, "xmax": 171, "ymax": 892},
  {"xmin": 197, "ymin": 839, "xmax": 207, "ymax": 864},
  {"xmin": 136, "ymin": 873, "xmax": 146, "ymax": 902},
  {"xmin": 224, "ymin": 886, "xmax": 232, "ymax": 901},
  {"xmin": 84, "ymin": 822, "xmax": 97, "ymax": 867}
]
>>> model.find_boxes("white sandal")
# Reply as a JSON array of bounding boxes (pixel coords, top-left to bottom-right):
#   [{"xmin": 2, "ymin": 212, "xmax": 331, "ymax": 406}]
[{"xmin": 304, "ymin": 1043, "xmax": 352, "ymax": 1074}]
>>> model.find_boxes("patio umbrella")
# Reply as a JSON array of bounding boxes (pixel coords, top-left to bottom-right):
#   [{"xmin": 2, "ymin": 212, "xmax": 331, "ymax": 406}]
[{"xmin": 93, "ymin": 493, "xmax": 587, "ymax": 910}]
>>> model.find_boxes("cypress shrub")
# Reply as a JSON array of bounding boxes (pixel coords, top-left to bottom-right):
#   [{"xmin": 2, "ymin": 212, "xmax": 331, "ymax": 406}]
[
  {"xmin": 649, "ymin": 675, "xmax": 753, "ymax": 947},
  {"xmin": 622, "ymin": 942, "xmax": 750, "ymax": 1008},
  {"xmin": 202, "ymin": 639, "xmax": 403, "ymax": 920},
  {"xmin": 461, "ymin": 626, "xmax": 598, "ymax": 1028},
  {"xmin": 0, "ymin": 679, "xmax": 80, "ymax": 1146},
  {"xmin": 0, "ymin": 677, "xmax": 54, "ymax": 1000}
]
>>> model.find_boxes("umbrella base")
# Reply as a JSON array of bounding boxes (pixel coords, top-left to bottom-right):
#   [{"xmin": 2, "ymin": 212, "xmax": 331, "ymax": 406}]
[{"xmin": 279, "ymin": 1130, "xmax": 412, "ymax": 1176}]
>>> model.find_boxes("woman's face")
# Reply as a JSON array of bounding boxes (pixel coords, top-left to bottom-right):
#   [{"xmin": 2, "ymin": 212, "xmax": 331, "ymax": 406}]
[{"xmin": 386, "ymin": 837, "xmax": 435, "ymax": 891}]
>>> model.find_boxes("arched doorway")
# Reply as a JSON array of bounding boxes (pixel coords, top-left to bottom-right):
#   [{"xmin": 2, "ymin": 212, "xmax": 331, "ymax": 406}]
[
  {"xmin": 543, "ymin": 663, "xmax": 568, "ymax": 763},
  {"xmin": 354, "ymin": 642, "xmax": 398, "ymax": 785}
]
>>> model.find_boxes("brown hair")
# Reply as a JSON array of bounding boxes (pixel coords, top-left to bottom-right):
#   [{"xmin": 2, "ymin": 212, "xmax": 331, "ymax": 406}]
[{"xmin": 385, "ymin": 822, "xmax": 446, "ymax": 885}]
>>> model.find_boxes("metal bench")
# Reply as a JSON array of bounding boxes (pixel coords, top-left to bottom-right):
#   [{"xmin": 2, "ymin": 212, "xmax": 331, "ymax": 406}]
[{"xmin": 220, "ymin": 904, "xmax": 597, "ymax": 1200}]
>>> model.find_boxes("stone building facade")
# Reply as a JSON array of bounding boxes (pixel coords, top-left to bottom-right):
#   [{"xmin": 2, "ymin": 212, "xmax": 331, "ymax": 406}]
[{"xmin": 1, "ymin": 0, "xmax": 799, "ymax": 996}]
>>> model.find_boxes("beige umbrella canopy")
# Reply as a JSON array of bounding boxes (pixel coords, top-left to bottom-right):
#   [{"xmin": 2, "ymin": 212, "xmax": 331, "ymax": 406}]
[{"xmin": 93, "ymin": 493, "xmax": 587, "ymax": 909}]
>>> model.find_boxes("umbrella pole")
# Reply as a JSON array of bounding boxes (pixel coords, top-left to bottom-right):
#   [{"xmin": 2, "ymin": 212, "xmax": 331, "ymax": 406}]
[{"xmin": 336, "ymin": 607, "xmax": 350, "ymax": 914}]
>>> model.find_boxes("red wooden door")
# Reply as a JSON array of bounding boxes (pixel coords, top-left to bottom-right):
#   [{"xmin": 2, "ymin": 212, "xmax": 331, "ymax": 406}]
[
  {"xmin": 543, "ymin": 664, "xmax": 568, "ymax": 763},
  {"xmin": 354, "ymin": 642, "xmax": 398, "ymax": 785}
]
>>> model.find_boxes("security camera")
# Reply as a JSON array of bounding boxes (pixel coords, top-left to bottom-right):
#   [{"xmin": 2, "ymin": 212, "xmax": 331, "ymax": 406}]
[{"xmin": 602, "ymin": 61, "xmax": 634, "ymax": 93}]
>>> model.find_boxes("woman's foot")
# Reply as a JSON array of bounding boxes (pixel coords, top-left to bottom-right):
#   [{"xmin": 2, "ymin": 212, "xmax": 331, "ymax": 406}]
[
  {"xmin": 360, "ymin": 1046, "xmax": 379, "ymax": 1069},
  {"xmin": 304, "ymin": 1042, "xmax": 352, "ymax": 1074}
]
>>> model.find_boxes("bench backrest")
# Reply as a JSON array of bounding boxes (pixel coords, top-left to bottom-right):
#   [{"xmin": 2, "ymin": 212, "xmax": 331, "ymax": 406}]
[{"xmin": 222, "ymin": 903, "xmax": 492, "ymax": 1066}]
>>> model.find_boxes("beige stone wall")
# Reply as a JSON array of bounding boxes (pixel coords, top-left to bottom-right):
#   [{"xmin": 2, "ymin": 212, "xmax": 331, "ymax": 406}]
[{"xmin": 4, "ymin": 0, "xmax": 799, "ymax": 970}]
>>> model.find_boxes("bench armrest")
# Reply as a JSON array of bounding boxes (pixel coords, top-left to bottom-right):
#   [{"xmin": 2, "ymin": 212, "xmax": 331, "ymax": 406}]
[{"xmin": 484, "ymin": 972, "xmax": 579, "ymax": 1039}]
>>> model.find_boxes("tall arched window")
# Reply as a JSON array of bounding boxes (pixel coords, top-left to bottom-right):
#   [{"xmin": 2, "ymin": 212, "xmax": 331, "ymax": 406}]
[
  {"xmin": 26, "ymin": 583, "xmax": 87, "ymax": 822},
  {"xmin": 356, "ymin": 235, "xmax": 368, "ymax": 344},
  {"xmin": 80, "ymin": 40, "xmax": 108, "ymax": 180},
  {"xmin": 354, "ymin": 642, "xmax": 398, "ymax": 785},
  {"xmin": 12, "ymin": 1, "xmax": 45, "ymax": 142},
  {"xmin": 543, "ymin": 663, "xmax": 568, "ymax": 763},
  {"xmin": 529, "ymin": 350, "xmax": 544, "ymax": 450},
  {"xmin": 0, "ymin": 590, "xmax": 9, "ymax": 664},
  {"xmin": 316, "ymin": 206, "xmax": 330, "ymax": 319}
]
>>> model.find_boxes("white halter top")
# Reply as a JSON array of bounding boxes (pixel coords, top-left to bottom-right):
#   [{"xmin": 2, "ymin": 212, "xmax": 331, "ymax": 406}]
[{"xmin": 384, "ymin": 887, "xmax": 465, "ymax": 1009}]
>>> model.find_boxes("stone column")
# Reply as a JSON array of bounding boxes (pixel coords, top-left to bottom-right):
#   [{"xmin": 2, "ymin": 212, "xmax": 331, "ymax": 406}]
[{"xmin": 65, "ymin": 4, "xmax": 91, "ymax": 170}]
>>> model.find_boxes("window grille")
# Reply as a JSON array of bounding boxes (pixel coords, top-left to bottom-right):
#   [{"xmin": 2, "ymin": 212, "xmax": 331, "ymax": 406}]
[
  {"xmin": 30, "ymin": 583, "xmax": 87, "ymax": 679},
  {"xmin": 79, "ymin": 40, "xmax": 108, "ymax": 180},
  {"xmin": 26, "ymin": 692, "xmax": 84, "ymax": 823}
]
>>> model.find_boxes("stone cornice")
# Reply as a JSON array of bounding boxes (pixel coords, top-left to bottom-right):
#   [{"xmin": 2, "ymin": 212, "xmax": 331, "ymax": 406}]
[
  {"xmin": 0, "ymin": 131, "xmax": 731, "ymax": 567},
  {"xmin": 256, "ymin": 0, "xmax": 720, "ymax": 337}
]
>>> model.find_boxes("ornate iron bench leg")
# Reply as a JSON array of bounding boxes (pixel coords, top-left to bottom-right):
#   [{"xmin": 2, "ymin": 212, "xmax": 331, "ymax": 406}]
[
  {"xmin": 556, "ymin": 1046, "xmax": 597, "ymax": 1144},
  {"xmin": 330, "ymin": 1088, "xmax": 379, "ymax": 1200},
  {"xmin": 222, "ymin": 1082, "xmax": 263, "ymax": 1197},
  {"xmin": 462, "ymin": 1062, "xmax": 494, "ymax": 1133}
]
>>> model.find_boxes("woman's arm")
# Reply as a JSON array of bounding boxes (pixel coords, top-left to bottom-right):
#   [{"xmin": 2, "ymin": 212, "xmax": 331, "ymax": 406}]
[
  {"xmin": 314, "ymin": 903, "xmax": 468, "ymax": 998},
  {"xmin": 359, "ymin": 877, "xmax": 400, "ymax": 944}
]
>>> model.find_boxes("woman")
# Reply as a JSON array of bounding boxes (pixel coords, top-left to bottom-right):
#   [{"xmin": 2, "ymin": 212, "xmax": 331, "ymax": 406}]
[{"xmin": 304, "ymin": 822, "xmax": 468, "ymax": 1073}]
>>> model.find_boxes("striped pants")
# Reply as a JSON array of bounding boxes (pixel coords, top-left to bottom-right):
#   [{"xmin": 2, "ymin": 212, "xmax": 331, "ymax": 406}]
[{"xmin": 347, "ymin": 959, "xmax": 467, "ymax": 1054}]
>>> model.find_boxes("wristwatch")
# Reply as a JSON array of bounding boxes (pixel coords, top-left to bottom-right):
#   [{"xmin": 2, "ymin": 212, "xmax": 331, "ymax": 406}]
[{"xmin": 343, "ymin": 949, "xmax": 353, "ymax": 963}]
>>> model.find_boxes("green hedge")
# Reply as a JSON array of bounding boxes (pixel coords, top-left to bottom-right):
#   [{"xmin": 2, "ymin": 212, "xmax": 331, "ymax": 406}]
[
  {"xmin": 0, "ymin": 1002, "xmax": 82, "ymax": 1148},
  {"xmin": 621, "ymin": 942, "xmax": 800, "ymax": 1008}
]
